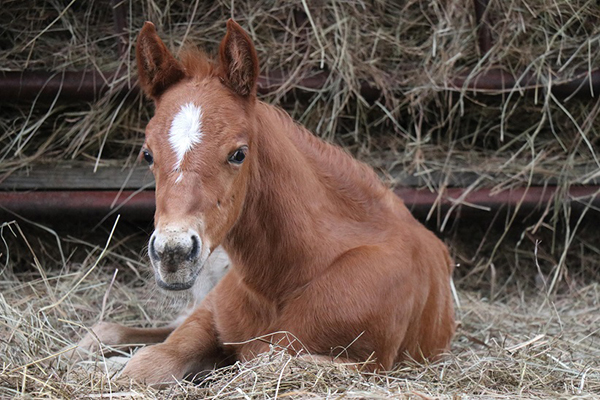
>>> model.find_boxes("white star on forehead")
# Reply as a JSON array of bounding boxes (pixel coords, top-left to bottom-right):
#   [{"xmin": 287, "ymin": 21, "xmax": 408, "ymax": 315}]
[{"xmin": 169, "ymin": 102, "xmax": 203, "ymax": 173}]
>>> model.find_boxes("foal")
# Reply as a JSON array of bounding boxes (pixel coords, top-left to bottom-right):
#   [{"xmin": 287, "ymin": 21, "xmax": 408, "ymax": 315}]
[{"xmin": 112, "ymin": 20, "xmax": 455, "ymax": 384}]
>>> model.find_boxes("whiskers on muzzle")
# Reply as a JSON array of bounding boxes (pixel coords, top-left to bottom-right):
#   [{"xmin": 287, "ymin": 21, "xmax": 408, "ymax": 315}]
[{"xmin": 142, "ymin": 244, "xmax": 231, "ymax": 312}]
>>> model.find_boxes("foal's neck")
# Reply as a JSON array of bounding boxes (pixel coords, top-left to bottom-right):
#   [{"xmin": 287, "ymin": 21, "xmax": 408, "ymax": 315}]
[{"xmin": 225, "ymin": 102, "xmax": 389, "ymax": 299}]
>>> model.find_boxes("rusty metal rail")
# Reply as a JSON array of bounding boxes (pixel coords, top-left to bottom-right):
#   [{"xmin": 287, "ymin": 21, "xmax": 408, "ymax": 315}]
[
  {"xmin": 396, "ymin": 186, "xmax": 600, "ymax": 217},
  {"xmin": 452, "ymin": 68, "xmax": 600, "ymax": 97},
  {"xmin": 1, "ymin": 187, "xmax": 598, "ymax": 222},
  {"xmin": 473, "ymin": 0, "xmax": 492, "ymax": 54},
  {"xmin": 2, "ymin": 67, "xmax": 599, "ymax": 103},
  {"xmin": 0, "ymin": 71, "xmax": 130, "ymax": 102}
]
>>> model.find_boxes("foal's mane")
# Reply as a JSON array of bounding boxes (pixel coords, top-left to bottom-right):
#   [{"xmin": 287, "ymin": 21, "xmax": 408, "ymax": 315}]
[
  {"xmin": 180, "ymin": 48, "xmax": 218, "ymax": 79},
  {"xmin": 261, "ymin": 105, "xmax": 389, "ymax": 203}
]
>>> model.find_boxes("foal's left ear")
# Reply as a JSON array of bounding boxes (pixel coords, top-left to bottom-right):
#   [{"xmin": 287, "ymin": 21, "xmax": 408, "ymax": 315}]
[{"xmin": 219, "ymin": 19, "xmax": 259, "ymax": 98}]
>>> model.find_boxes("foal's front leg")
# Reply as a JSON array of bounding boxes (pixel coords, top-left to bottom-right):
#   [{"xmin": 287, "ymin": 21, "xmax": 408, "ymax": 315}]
[
  {"xmin": 121, "ymin": 306, "xmax": 222, "ymax": 385},
  {"xmin": 75, "ymin": 322, "xmax": 175, "ymax": 358}
]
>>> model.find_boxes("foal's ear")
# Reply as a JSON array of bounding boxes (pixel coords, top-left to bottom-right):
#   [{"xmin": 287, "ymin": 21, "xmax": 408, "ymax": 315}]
[
  {"xmin": 219, "ymin": 19, "xmax": 259, "ymax": 98},
  {"xmin": 136, "ymin": 22, "xmax": 185, "ymax": 99}
]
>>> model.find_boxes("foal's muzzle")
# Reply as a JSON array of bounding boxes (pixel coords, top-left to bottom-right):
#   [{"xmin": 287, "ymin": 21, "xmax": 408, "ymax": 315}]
[{"xmin": 149, "ymin": 227, "xmax": 206, "ymax": 290}]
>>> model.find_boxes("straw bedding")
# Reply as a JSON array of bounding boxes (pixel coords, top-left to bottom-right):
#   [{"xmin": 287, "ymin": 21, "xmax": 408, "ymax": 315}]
[
  {"xmin": 1, "ymin": 0, "xmax": 600, "ymax": 397},
  {"xmin": 1, "ymin": 219, "xmax": 599, "ymax": 398}
]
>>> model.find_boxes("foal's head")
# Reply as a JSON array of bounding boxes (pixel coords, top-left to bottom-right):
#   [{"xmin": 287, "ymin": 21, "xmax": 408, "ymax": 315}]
[{"xmin": 136, "ymin": 20, "xmax": 259, "ymax": 290}]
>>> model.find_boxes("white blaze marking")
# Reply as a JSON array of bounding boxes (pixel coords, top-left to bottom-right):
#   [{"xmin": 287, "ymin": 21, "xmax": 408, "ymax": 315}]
[
  {"xmin": 175, "ymin": 173, "xmax": 183, "ymax": 184},
  {"xmin": 169, "ymin": 102, "xmax": 203, "ymax": 173}
]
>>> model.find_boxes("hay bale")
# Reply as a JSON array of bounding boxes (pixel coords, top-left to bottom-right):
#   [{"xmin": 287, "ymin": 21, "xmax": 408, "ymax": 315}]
[{"xmin": 1, "ymin": 0, "xmax": 598, "ymax": 180}]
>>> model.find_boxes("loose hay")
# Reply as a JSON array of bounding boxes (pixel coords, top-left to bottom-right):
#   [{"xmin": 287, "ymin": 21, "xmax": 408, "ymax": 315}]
[
  {"xmin": 1, "ymin": 0, "xmax": 600, "ymax": 397},
  {"xmin": 1, "ymin": 220, "xmax": 600, "ymax": 398}
]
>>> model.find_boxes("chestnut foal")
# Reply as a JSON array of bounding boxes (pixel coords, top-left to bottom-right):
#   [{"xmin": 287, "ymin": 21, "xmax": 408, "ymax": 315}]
[{"xmin": 97, "ymin": 20, "xmax": 455, "ymax": 384}]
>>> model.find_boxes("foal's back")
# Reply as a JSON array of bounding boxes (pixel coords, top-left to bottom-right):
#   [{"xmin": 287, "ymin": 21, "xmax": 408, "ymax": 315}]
[{"xmin": 247, "ymin": 101, "xmax": 456, "ymax": 366}]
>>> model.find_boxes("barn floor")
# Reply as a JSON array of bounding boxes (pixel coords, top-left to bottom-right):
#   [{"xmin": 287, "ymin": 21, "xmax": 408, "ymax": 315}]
[{"xmin": 1, "ymin": 218, "xmax": 599, "ymax": 398}]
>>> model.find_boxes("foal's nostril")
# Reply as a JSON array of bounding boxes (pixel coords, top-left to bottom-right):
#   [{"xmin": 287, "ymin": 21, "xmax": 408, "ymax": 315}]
[
  {"xmin": 149, "ymin": 236, "xmax": 159, "ymax": 260},
  {"xmin": 188, "ymin": 234, "xmax": 200, "ymax": 261}
]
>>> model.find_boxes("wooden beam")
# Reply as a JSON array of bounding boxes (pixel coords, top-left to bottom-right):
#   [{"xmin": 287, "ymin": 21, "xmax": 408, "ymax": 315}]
[{"xmin": 0, "ymin": 164, "xmax": 154, "ymax": 190}]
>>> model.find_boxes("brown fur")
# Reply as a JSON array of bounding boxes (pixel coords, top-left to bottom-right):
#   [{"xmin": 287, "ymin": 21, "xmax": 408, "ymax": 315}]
[{"xmin": 121, "ymin": 19, "xmax": 455, "ymax": 385}]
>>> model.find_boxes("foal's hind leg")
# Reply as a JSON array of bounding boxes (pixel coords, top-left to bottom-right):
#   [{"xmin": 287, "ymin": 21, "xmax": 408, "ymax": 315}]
[{"xmin": 73, "ymin": 322, "xmax": 175, "ymax": 358}]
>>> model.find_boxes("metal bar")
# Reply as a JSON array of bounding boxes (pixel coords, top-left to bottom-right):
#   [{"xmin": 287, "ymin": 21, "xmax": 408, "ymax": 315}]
[
  {"xmin": 452, "ymin": 68, "xmax": 600, "ymax": 97},
  {"xmin": 112, "ymin": 0, "xmax": 129, "ymax": 57},
  {"xmin": 395, "ymin": 186, "xmax": 600, "ymax": 216},
  {"xmin": 473, "ymin": 0, "xmax": 492, "ymax": 54},
  {"xmin": 2, "ymin": 68, "xmax": 599, "ymax": 103},
  {"xmin": 0, "ymin": 191, "xmax": 155, "ymax": 221},
  {"xmin": 0, "ymin": 71, "xmax": 130, "ymax": 102},
  {"xmin": 0, "ymin": 70, "xmax": 377, "ymax": 102},
  {"xmin": 1, "ymin": 187, "xmax": 598, "ymax": 222}
]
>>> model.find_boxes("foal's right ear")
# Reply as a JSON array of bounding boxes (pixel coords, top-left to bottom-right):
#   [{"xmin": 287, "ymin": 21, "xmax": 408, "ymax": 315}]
[{"xmin": 136, "ymin": 22, "xmax": 185, "ymax": 99}]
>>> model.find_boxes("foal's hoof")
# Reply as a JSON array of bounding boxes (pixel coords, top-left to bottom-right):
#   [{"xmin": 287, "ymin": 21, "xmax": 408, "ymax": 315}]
[{"xmin": 70, "ymin": 322, "xmax": 126, "ymax": 359}]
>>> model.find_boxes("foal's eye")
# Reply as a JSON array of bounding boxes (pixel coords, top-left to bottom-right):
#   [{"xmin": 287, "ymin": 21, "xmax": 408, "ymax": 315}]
[
  {"xmin": 142, "ymin": 149, "xmax": 154, "ymax": 165},
  {"xmin": 228, "ymin": 146, "xmax": 247, "ymax": 165}
]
